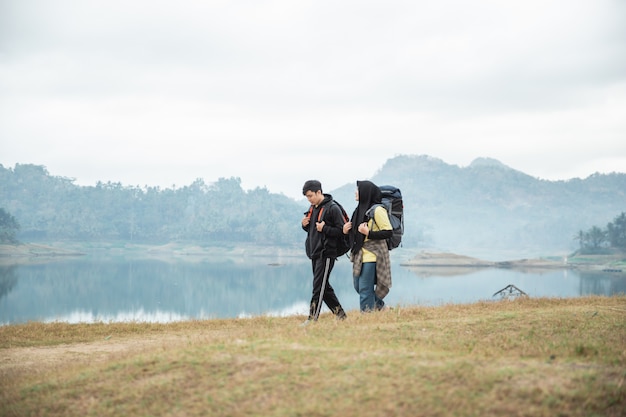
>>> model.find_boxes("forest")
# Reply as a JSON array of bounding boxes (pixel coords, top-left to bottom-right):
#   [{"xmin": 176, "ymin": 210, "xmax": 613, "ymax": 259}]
[
  {"xmin": 574, "ymin": 212, "xmax": 626, "ymax": 253},
  {"xmin": 2, "ymin": 156, "xmax": 626, "ymax": 254},
  {"xmin": 0, "ymin": 164, "xmax": 303, "ymax": 246}
]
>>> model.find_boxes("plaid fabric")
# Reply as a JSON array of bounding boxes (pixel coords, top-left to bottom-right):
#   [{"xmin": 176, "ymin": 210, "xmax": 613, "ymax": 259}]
[{"xmin": 351, "ymin": 239, "xmax": 392, "ymax": 299}]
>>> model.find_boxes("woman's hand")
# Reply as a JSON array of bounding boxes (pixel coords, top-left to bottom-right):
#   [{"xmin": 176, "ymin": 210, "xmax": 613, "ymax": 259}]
[{"xmin": 358, "ymin": 222, "xmax": 369, "ymax": 236}]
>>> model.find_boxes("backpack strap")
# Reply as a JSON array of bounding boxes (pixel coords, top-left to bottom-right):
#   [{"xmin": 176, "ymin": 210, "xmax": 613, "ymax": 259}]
[
  {"xmin": 309, "ymin": 201, "xmax": 349, "ymax": 226},
  {"xmin": 365, "ymin": 203, "xmax": 385, "ymax": 226},
  {"xmin": 324, "ymin": 201, "xmax": 349, "ymax": 224},
  {"xmin": 306, "ymin": 205, "xmax": 326, "ymax": 223}
]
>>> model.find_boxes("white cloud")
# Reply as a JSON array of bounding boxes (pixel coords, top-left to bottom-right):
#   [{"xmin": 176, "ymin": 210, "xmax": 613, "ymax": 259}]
[{"xmin": 1, "ymin": 0, "xmax": 625, "ymax": 199}]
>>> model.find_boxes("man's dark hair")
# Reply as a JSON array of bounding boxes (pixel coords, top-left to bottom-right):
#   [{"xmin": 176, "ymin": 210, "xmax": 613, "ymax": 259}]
[{"xmin": 302, "ymin": 180, "xmax": 322, "ymax": 195}]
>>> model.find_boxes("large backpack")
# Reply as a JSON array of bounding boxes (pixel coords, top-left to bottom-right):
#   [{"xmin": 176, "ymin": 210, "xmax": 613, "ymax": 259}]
[
  {"xmin": 366, "ymin": 185, "xmax": 404, "ymax": 250},
  {"xmin": 305, "ymin": 200, "xmax": 351, "ymax": 257}
]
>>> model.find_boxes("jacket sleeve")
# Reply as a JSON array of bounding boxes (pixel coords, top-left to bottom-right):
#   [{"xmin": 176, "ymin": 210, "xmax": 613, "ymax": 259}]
[
  {"xmin": 322, "ymin": 204, "xmax": 346, "ymax": 239},
  {"xmin": 302, "ymin": 208, "xmax": 311, "ymax": 232}
]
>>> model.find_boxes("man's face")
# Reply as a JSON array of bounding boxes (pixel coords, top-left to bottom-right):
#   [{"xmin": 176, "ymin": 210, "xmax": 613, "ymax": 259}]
[{"xmin": 305, "ymin": 190, "xmax": 324, "ymax": 206}]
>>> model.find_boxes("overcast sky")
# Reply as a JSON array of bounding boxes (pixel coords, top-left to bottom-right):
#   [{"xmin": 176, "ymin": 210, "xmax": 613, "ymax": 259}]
[{"xmin": 1, "ymin": 0, "xmax": 625, "ymax": 200}]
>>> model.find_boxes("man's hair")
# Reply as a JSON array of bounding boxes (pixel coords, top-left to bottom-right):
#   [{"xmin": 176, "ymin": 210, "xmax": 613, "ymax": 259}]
[{"xmin": 302, "ymin": 180, "xmax": 322, "ymax": 195}]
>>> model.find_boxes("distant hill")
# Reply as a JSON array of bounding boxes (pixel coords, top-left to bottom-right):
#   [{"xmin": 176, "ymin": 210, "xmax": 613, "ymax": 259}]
[
  {"xmin": 330, "ymin": 155, "xmax": 626, "ymax": 256},
  {"xmin": 2, "ymin": 157, "xmax": 625, "ymax": 257}
]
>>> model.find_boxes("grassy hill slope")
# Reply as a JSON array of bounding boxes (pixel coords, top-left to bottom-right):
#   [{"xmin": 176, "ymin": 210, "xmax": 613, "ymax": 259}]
[{"xmin": 1, "ymin": 296, "xmax": 625, "ymax": 417}]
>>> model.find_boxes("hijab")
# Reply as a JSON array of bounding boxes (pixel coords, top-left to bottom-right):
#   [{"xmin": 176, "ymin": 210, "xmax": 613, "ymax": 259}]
[{"xmin": 349, "ymin": 180, "xmax": 382, "ymax": 254}]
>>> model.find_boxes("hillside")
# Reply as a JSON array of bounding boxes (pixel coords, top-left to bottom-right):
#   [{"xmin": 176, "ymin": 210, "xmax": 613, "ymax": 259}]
[
  {"xmin": 1, "ymin": 157, "xmax": 625, "ymax": 256},
  {"xmin": 331, "ymin": 155, "xmax": 626, "ymax": 255},
  {"xmin": 2, "ymin": 297, "xmax": 625, "ymax": 417}
]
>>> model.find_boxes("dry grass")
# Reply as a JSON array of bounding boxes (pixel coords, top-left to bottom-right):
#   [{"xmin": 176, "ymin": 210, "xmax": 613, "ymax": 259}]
[{"xmin": 1, "ymin": 296, "xmax": 625, "ymax": 417}]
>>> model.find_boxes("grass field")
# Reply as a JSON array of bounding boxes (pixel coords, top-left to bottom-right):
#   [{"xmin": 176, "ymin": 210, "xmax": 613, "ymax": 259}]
[{"xmin": 1, "ymin": 296, "xmax": 625, "ymax": 417}]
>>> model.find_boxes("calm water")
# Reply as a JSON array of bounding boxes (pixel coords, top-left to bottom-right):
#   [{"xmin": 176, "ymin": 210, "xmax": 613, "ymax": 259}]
[{"xmin": 1, "ymin": 255, "xmax": 625, "ymax": 325}]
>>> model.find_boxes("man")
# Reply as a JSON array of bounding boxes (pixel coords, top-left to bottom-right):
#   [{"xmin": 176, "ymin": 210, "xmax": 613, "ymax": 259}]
[{"xmin": 301, "ymin": 180, "xmax": 348, "ymax": 323}]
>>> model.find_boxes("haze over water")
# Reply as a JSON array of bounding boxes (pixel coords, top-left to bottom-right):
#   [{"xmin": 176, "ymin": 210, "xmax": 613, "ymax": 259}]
[{"xmin": 1, "ymin": 256, "xmax": 623, "ymax": 325}]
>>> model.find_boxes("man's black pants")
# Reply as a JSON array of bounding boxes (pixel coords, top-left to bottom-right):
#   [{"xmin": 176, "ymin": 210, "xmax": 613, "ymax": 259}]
[{"xmin": 309, "ymin": 256, "xmax": 344, "ymax": 319}]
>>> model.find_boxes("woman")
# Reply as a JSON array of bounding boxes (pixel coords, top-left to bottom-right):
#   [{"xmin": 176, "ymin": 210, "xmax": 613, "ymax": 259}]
[{"xmin": 343, "ymin": 180, "xmax": 393, "ymax": 312}]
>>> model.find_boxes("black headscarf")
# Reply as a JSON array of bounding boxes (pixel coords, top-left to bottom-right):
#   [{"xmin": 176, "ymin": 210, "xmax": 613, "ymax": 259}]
[{"xmin": 349, "ymin": 180, "xmax": 382, "ymax": 254}]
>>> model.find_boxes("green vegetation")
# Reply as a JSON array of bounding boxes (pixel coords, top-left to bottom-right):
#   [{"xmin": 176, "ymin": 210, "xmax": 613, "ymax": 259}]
[
  {"xmin": 0, "ymin": 208, "xmax": 20, "ymax": 244},
  {"xmin": 1, "ymin": 296, "xmax": 625, "ymax": 416},
  {"xmin": 0, "ymin": 164, "xmax": 302, "ymax": 245},
  {"xmin": 2, "ymin": 158, "xmax": 626, "ymax": 251},
  {"xmin": 574, "ymin": 212, "xmax": 626, "ymax": 253}
]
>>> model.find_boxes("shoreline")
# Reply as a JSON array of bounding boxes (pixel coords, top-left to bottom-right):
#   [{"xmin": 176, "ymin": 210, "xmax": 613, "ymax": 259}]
[
  {"xmin": 1, "ymin": 243, "xmax": 624, "ymax": 272},
  {"xmin": 401, "ymin": 250, "xmax": 625, "ymax": 272}
]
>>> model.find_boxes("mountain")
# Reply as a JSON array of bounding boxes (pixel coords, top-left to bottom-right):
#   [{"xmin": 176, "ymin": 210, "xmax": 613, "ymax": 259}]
[
  {"xmin": 2, "ymin": 157, "xmax": 625, "ymax": 257},
  {"xmin": 330, "ymin": 155, "xmax": 626, "ymax": 256}
]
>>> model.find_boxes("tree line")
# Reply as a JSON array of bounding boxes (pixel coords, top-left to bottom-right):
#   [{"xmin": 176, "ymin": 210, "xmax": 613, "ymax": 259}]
[
  {"xmin": 3, "ymin": 161, "xmax": 626, "ymax": 252},
  {"xmin": 0, "ymin": 164, "xmax": 304, "ymax": 246},
  {"xmin": 0, "ymin": 208, "xmax": 20, "ymax": 244},
  {"xmin": 573, "ymin": 212, "xmax": 626, "ymax": 253}
]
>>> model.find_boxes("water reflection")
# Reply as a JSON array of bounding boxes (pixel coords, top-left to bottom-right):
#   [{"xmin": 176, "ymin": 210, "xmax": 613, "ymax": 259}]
[
  {"xmin": 1, "ymin": 257, "xmax": 624, "ymax": 325},
  {"xmin": 0, "ymin": 265, "xmax": 18, "ymax": 300}
]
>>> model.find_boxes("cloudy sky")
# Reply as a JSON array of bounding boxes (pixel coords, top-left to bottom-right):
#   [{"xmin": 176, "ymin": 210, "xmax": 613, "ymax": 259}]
[{"xmin": 1, "ymin": 0, "xmax": 625, "ymax": 199}]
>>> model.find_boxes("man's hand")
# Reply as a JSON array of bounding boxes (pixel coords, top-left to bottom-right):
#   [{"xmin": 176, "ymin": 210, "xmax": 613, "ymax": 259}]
[{"xmin": 316, "ymin": 221, "xmax": 325, "ymax": 232}]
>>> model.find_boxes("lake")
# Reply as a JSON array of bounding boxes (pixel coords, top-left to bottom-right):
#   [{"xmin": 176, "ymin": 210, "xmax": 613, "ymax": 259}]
[{"xmin": 1, "ymin": 255, "xmax": 625, "ymax": 325}]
